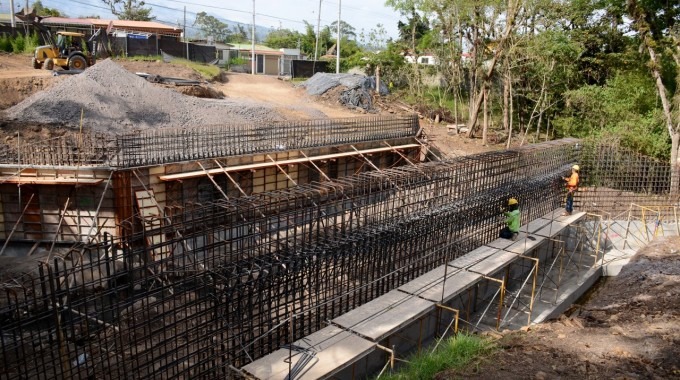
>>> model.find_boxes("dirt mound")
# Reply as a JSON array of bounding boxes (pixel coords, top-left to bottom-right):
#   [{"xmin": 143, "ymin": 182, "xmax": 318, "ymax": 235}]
[
  {"xmin": 179, "ymin": 85, "xmax": 225, "ymax": 99},
  {"xmin": 301, "ymin": 73, "xmax": 388, "ymax": 112},
  {"xmin": 0, "ymin": 76, "xmax": 60, "ymax": 111},
  {"xmin": 3, "ymin": 59, "xmax": 284, "ymax": 132}
]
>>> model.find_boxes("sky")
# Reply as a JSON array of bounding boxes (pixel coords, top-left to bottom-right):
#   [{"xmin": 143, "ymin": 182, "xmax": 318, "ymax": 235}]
[{"xmin": 1, "ymin": 0, "xmax": 403, "ymax": 40}]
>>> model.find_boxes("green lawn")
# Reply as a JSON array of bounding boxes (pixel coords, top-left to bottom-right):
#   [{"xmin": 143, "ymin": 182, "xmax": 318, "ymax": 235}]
[{"xmin": 377, "ymin": 334, "xmax": 495, "ymax": 380}]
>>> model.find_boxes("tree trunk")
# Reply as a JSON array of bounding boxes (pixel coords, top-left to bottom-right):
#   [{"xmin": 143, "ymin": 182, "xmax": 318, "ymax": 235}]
[
  {"xmin": 503, "ymin": 72, "xmax": 510, "ymax": 132},
  {"xmin": 482, "ymin": 86, "xmax": 488, "ymax": 145},
  {"xmin": 467, "ymin": 0, "xmax": 520, "ymax": 137},
  {"xmin": 672, "ymin": 133, "xmax": 680, "ymax": 195},
  {"xmin": 506, "ymin": 78, "xmax": 513, "ymax": 149}
]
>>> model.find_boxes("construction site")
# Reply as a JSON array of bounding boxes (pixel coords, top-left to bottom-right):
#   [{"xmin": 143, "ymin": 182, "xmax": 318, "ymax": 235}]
[{"xmin": 0, "ymin": 55, "xmax": 679, "ymax": 380}]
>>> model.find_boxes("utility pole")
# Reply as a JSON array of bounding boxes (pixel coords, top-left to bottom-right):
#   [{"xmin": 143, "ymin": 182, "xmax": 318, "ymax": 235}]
[
  {"xmin": 184, "ymin": 6, "xmax": 189, "ymax": 60},
  {"xmin": 251, "ymin": 0, "xmax": 256, "ymax": 75},
  {"xmin": 314, "ymin": 0, "xmax": 321, "ymax": 62},
  {"xmin": 9, "ymin": 0, "xmax": 16, "ymax": 28},
  {"xmin": 336, "ymin": 0, "xmax": 341, "ymax": 73}
]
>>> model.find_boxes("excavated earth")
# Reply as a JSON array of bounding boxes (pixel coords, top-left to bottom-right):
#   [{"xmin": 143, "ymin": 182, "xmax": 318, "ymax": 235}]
[
  {"xmin": 438, "ymin": 236, "xmax": 680, "ymax": 379},
  {"xmin": 3, "ymin": 59, "xmax": 286, "ymax": 132}
]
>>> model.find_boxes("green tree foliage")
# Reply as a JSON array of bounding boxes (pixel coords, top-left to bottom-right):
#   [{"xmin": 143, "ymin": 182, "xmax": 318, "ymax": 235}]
[
  {"xmin": 228, "ymin": 25, "xmax": 248, "ymax": 44},
  {"xmin": 264, "ymin": 28, "xmax": 302, "ymax": 50},
  {"xmin": 101, "ymin": 0, "xmax": 154, "ymax": 21},
  {"xmin": 395, "ymin": 6, "xmax": 429, "ymax": 53},
  {"xmin": 33, "ymin": 0, "xmax": 65, "ymax": 17},
  {"xmin": 193, "ymin": 12, "xmax": 231, "ymax": 43},
  {"xmin": 330, "ymin": 20, "xmax": 356, "ymax": 40},
  {"xmin": 554, "ymin": 71, "xmax": 669, "ymax": 159},
  {"xmin": 380, "ymin": 0, "xmax": 678, "ymax": 163}
]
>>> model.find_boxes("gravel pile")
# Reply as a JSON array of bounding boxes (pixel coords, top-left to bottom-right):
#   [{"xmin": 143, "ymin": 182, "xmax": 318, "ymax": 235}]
[
  {"xmin": 4, "ymin": 59, "xmax": 284, "ymax": 132},
  {"xmin": 301, "ymin": 73, "xmax": 389, "ymax": 111}
]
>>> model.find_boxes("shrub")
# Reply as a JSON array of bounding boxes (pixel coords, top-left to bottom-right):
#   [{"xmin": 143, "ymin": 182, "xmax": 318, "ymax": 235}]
[
  {"xmin": 0, "ymin": 35, "xmax": 11, "ymax": 52},
  {"xmin": 10, "ymin": 34, "xmax": 25, "ymax": 54},
  {"xmin": 23, "ymin": 32, "xmax": 40, "ymax": 54}
]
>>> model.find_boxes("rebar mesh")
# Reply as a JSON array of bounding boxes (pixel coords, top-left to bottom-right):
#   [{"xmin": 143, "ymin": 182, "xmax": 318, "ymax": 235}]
[
  {"xmin": 0, "ymin": 115, "xmax": 419, "ymax": 168},
  {"xmin": 1, "ymin": 138, "xmax": 679, "ymax": 379}
]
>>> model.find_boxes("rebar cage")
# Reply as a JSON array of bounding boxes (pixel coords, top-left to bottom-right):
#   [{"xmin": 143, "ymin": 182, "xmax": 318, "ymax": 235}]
[
  {"xmin": 1, "ymin": 138, "xmax": 678, "ymax": 379},
  {"xmin": 0, "ymin": 115, "xmax": 419, "ymax": 168}
]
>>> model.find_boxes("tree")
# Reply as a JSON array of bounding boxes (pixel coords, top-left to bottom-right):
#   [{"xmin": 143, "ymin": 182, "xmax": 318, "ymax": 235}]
[
  {"xmin": 265, "ymin": 28, "xmax": 302, "ymax": 49},
  {"xmin": 626, "ymin": 0, "xmax": 680, "ymax": 190},
  {"xmin": 33, "ymin": 0, "xmax": 65, "ymax": 17},
  {"xmin": 394, "ymin": 6, "xmax": 430, "ymax": 54},
  {"xmin": 330, "ymin": 20, "xmax": 356, "ymax": 40},
  {"xmin": 102, "ymin": 0, "xmax": 154, "ymax": 21},
  {"xmin": 627, "ymin": 0, "xmax": 680, "ymax": 189},
  {"xmin": 193, "ymin": 12, "xmax": 231, "ymax": 43},
  {"xmin": 227, "ymin": 25, "xmax": 248, "ymax": 44}
]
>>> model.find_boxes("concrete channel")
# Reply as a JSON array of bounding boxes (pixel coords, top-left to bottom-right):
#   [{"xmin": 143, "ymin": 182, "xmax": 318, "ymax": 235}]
[{"xmin": 241, "ymin": 209, "xmax": 678, "ymax": 380}]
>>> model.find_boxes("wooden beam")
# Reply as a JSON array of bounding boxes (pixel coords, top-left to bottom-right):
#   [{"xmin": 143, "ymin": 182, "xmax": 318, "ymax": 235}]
[
  {"xmin": 0, "ymin": 177, "xmax": 104, "ymax": 185},
  {"xmin": 159, "ymin": 144, "xmax": 421, "ymax": 181}
]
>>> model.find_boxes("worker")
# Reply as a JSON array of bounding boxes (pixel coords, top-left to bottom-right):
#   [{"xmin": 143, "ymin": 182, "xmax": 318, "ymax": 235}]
[
  {"xmin": 563, "ymin": 164, "xmax": 580, "ymax": 216},
  {"xmin": 500, "ymin": 198, "xmax": 520, "ymax": 241}
]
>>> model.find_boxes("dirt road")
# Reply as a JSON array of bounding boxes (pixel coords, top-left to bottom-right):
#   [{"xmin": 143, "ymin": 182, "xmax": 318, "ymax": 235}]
[{"xmin": 214, "ymin": 72, "xmax": 356, "ymax": 119}]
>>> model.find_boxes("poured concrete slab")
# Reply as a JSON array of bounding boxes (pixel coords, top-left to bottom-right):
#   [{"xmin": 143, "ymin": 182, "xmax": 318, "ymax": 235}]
[
  {"xmin": 241, "ymin": 326, "xmax": 375, "ymax": 380},
  {"xmin": 449, "ymin": 245, "xmax": 499, "ymax": 269},
  {"xmin": 486, "ymin": 235, "xmax": 524, "ymax": 250},
  {"xmin": 534, "ymin": 221, "xmax": 570, "ymax": 238},
  {"xmin": 520, "ymin": 218, "xmax": 552, "ymax": 234},
  {"xmin": 464, "ymin": 250, "xmax": 519, "ymax": 276},
  {"xmin": 399, "ymin": 266, "xmax": 481, "ymax": 303},
  {"xmin": 541, "ymin": 210, "xmax": 586, "ymax": 224},
  {"xmin": 504, "ymin": 235, "xmax": 546, "ymax": 254},
  {"xmin": 332, "ymin": 290, "xmax": 434, "ymax": 342}
]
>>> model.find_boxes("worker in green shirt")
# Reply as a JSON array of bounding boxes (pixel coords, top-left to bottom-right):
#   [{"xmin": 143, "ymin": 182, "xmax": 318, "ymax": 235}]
[{"xmin": 500, "ymin": 198, "xmax": 520, "ymax": 241}]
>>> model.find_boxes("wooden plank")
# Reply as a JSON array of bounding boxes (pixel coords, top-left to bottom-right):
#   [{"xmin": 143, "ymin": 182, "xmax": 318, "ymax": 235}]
[
  {"xmin": 0, "ymin": 177, "xmax": 103, "ymax": 185},
  {"xmin": 242, "ymin": 326, "xmax": 375, "ymax": 380},
  {"xmin": 332, "ymin": 290, "xmax": 434, "ymax": 342},
  {"xmin": 159, "ymin": 144, "xmax": 422, "ymax": 181},
  {"xmin": 134, "ymin": 190, "xmax": 167, "ymax": 260}
]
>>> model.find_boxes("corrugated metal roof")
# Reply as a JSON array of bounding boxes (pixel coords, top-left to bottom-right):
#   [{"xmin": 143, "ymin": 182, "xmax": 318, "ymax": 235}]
[
  {"xmin": 0, "ymin": 15, "xmax": 181, "ymax": 33},
  {"xmin": 88, "ymin": 19, "xmax": 182, "ymax": 32},
  {"xmin": 41, "ymin": 16, "xmax": 92, "ymax": 25},
  {"xmin": 229, "ymin": 43, "xmax": 279, "ymax": 52}
]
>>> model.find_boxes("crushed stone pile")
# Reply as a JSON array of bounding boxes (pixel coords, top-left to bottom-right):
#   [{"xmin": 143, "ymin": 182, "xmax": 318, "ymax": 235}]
[
  {"xmin": 301, "ymin": 73, "xmax": 389, "ymax": 111},
  {"xmin": 4, "ymin": 59, "xmax": 284, "ymax": 132}
]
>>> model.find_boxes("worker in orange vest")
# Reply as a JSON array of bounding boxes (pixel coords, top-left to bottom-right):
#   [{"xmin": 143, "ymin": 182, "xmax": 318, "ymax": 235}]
[{"xmin": 563, "ymin": 164, "xmax": 580, "ymax": 216}]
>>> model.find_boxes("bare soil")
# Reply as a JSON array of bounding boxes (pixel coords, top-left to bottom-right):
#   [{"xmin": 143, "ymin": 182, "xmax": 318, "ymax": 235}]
[
  {"xmin": 213, "ymin": 72, "xmax": 357, "ymax": 119},
  {"xmin": 438, "ymin": 236, "xmax": 680, "ymax": 380}
]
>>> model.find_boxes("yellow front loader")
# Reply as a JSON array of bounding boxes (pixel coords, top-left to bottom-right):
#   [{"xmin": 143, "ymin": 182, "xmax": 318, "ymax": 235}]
[{"xmin": 32, "ymin": 31, "xmax": 94, "ymax": 71}]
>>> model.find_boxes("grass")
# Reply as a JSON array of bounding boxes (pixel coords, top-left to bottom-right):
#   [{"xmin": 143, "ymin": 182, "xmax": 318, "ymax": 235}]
[
  {"xmin": 118, "ymin": 55, "xmax": 163, "ymax": 62},
  {"xmin": 115, "ymin": 55, "xmax": 222, "ymax": 80},
  {"xmin": 377, "ymin": 334, "xmax": 495, "ymax": 380},
  {"xmin": 170, "ymin": 58, "xmax": 221, "ymax": 80}
]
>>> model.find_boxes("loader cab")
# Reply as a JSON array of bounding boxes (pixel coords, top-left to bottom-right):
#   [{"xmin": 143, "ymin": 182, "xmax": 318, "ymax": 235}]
[{"xmin": 56, "ymin": 32, "xmax": 85, "ymax": 56}]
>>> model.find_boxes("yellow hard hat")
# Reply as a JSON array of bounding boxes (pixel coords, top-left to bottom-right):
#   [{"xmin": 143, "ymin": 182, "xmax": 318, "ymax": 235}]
[
  {"xmin": 508, "ymin": 198, "xmax": 518, "ymax": 206},
  {"xmin": 572, "ymin": 164, "xmax": 580, "ymax": 171}
]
